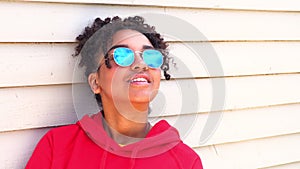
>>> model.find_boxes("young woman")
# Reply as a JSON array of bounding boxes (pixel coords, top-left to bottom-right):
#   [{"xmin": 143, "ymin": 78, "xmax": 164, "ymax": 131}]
[{"xmin": 26, "ymin": 16, "xmax": 203, "ymax": 169}]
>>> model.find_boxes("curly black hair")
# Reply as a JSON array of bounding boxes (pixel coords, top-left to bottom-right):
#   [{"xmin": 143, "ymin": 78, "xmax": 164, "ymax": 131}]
[{"xmin": 73, "ymin": 16, "xmax": 171, "ymax": 108}]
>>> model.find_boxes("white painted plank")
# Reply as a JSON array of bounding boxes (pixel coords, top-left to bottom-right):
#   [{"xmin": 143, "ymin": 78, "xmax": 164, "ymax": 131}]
[
  {"xmin": 0, "ymin": 1, "xmax": 164, "ymax": 42},
  {"xmin": 156, "ymin": 103, "xmax": 300, "ymax": 148},
  {"xmin": 1, "ymin": 2, "xmax": 300, "ymax": 42},
  {"xmin": 21, "ymin": 0, "xmax": 300, "ymax": 12},
  {"xmin": 169, "ymin": 42, "xmax": 300, "ymax": 78},
  {"xmin": 154, "ymin": 74, "xmax": 300, "ymax": 117},
  {"xmin": 163, "ymin": 8, "xmax": 300, "ymax": 41},
  {"xmin": 0, "ymin": 43, "xmax": 77, "ymax": 87},
  {"xmin": 1, "ymin": 74, "xmax": 300, "ymax": 132},
  {"xmin": 195, "ymin": 133, "xmax": 300, "ymax": 169},
  {"xmin": 260, "ymin": 161, "xmax": 300, "ymax": 169},
  {"xmin": 0, "ymin": 128, "xmax": 50, "ymax": 169},
  {"xmin": 0, "ymin": 85, "xmax": 78, "ymax": 132},
  {"xmin": 1, "ymin": 42, "xmax": 300, "ymax": 87}
]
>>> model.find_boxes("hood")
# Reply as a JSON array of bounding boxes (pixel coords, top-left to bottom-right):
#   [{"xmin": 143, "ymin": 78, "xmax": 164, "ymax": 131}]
[{"xmin": 78, "ymin": 112, "xmax": 181, "ymax": 158}]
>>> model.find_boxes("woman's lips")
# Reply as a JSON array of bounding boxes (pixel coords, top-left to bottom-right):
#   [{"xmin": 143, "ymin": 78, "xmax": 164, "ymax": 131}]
[{"xmin": 128, "ymin": 74, "xmax": 151, "ymax": 85}]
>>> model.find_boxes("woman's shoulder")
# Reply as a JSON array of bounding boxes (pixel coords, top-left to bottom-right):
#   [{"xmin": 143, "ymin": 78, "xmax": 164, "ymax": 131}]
[
  {"xmin": 173, "ymin": 141, "xmax": 199, "ymax": 156},
  {"xmin": 152, "ymin": 120, "xmax": 200, "ymax": 157},
  {"xmin": 47, "ymin": 123, "xmax": 81, "ymax": 136},
  {"xmin": 42, "ymin": 122, "xmax": 86, "ymax": 146},
  {"xmin": 26, "ymin": 122, "xmax": 98, "ymax": 168},
  {"xmin": 171, "ymin": 142, "xmax": 202, "ymax": 168}
]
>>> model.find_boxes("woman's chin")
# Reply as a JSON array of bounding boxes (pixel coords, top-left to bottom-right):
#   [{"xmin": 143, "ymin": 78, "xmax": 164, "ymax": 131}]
[{"xmin": 129, "ymin": 92, "xmax": 158, "ymax": 104}]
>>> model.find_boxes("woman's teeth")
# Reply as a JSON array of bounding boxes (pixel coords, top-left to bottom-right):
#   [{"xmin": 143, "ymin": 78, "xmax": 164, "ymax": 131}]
[{"xmin": 131, "ymin": 77, "xmax": 148, "ymax": 83}]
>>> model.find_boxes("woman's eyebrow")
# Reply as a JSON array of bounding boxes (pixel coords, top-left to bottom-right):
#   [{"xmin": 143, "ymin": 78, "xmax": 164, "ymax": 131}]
[
  {"xmin": 143, "ymin": 45, "xmax": 154, "ymax": 49},
  {"xmin": 108, "ymin": 45, "xmax": 154, "ymax": 52},
  {"xmin": 107, "ymin": 44, "xmax": 129, "ymax": 53}
]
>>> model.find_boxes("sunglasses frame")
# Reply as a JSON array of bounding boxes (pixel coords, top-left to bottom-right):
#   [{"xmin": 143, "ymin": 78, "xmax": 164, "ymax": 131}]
[{"xmin": 99, "ymin": 47, "xmax": 164, "ymax": 70}]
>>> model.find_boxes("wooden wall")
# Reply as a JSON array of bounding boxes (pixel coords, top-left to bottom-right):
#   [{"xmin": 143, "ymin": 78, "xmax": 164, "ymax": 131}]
[{"xmin": 0, "ymin": 1, "xmax": 299, "ymax": 168}]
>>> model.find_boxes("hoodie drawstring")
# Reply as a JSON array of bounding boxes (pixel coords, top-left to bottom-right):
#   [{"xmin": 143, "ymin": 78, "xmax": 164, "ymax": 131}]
[
  {"xmin": 129, "ymin": 143, "xmax": 142, "ymax": 169},
  {"xmin": 100, "ymin": 149, "xmax": 108, "ymax": 169}
]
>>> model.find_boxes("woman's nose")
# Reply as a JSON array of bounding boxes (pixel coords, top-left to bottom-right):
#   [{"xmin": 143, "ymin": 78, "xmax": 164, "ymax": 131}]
[{"xmin": 130, "ymin": 52, "xmax": 149, "ymax": 71}]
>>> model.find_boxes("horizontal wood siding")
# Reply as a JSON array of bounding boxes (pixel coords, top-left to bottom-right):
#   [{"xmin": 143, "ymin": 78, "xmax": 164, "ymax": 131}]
[
  {"xmin": 1, "ymin": 75, "xmax": 299, "ymax": 132},
  {"xmin": 1, "ymin": 42, "xmax": 300, "ymax": 87},
  {"xmin": 0, "ymin": 1, "xmax": 299, "ymax": 169},
  {"xmin": 1, "ymin": 2, "xmax": 300, "ymax": 42},
  {"xmin": 16, "ymin": 0, "xmax": 300, "ymax": 11},
  {"xmin": 195, "ymin": 133, "xmax": 300, "ymax": 169}
]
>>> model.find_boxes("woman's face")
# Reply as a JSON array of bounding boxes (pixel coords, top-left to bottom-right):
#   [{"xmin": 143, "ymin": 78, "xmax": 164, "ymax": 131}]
[{"xmin": 96, "ymin": 29, "xmax": 161, "ymax": 109}]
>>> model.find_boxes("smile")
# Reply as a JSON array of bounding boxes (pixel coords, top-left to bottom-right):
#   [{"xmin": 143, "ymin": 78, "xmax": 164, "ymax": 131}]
[
  {"xmin": 131, "ymin": 77, "xmax": 149, "ymax": 83},
  {"xmin": 129, "ymin": 74, "xmax": 151, "ymax": 84}
]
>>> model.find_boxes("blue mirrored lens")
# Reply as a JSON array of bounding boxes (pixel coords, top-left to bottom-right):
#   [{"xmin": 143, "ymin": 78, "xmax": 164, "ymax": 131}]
[
  {"xmin": 113, "ymin": 47, "xmax": 134, "ymax": 67},
  {"xmin": 143, "ymin": 49, "xmax": 163, "ymax": 68}
]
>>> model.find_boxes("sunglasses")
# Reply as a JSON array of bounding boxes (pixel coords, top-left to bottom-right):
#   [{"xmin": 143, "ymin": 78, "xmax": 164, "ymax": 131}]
[{"xmin": 104, "ymin": 47, "xmax": 164, "ymax": 69}]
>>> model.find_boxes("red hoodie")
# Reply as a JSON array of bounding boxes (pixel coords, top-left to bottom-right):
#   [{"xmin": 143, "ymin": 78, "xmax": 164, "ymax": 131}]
[{"xmin": 26, "ymin": 113, "xmax": 203, "ymax": 169}]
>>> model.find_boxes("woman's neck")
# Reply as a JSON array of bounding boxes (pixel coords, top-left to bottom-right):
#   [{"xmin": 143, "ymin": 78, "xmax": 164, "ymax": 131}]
[
  {"xmin": 102, "ymin": 116, "xmax": 151, "ymax": 145},
  {"xmin": 101, "ymin": 99, "xmax": 151, "ymax": 145}
]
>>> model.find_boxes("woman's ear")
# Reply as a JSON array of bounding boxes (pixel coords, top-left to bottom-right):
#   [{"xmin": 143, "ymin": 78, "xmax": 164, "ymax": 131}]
[{"xmin": 88, "ymin": 73, "xmax": 101, "ymax": 94}]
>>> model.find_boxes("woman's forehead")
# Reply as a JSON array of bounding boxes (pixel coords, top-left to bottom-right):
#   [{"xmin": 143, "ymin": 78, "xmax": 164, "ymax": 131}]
[{"xmin": 111, "ymin": 29, "xmax": 152, "ymax": 47}]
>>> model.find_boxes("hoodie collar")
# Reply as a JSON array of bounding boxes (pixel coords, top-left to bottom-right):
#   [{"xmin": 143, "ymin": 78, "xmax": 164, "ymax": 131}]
[{"xmin": 78, "ymin": 112, "xmax": 181, "ymax": 158}]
